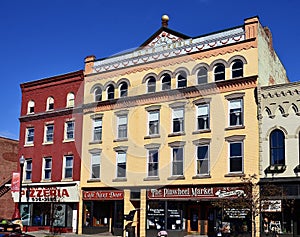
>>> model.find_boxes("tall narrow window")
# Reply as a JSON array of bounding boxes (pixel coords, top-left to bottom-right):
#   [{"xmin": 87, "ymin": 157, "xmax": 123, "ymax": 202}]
[
  {"xmin": 172, "ymin": 108, "xmax": 184, "ymax": 133},
  {"xmin": 64, "ymin": 155, "xmax": 73, "ymax": 179},
  {"xmin": 117, "ymin": 115, "xmax": 128, "ymax": 139},
  {"xmin": 197, "ymin": 145, "xmax": 209, "ymax": 175},
  {"xmin": 148, "ymin": 111, "xmax": 159, "ymax": 135},
  {"xmin": 66, "ymin": 93, "xmax": 75, "ymax": 107},
  {"xmin": 27, "ymin": 100, "xmax": 35, "ymax": 114},
  {"xmin": 197, "ymin": 67, "xmax": 208, "ymax": 84},
  {"xmin": 197, "ymin": 104, "xmax": 209, "ymax": 130},
  {"xmin": 107, "ymin": 85, "xmax": 115, "ymax": 100},
  {"xmin": 231, "ymin": 60, "xmax": 243, "ymax": 78},
  {"xmin": 25, "ymin": 159, "xmax": 32, "ymax": 181},
  {"xmin": 95, "ymin": 88, "xmax": 102, "ymax": 102},
  {"xmin": 229, "ymin": 141, "xmax": 243, "ymax": 173},
  {"xmin": 91, "ymin": 152, "xmax": 101, "ymax": 179},
  {"xmin": 43, "ymin": 157, "xmax": 52, "ymax": 180},
  {"xmin": 172, "ymin": 147, "xmax": 184, "ymax": 176},
  {"xmin": 229, "ymin": 99, "xmax": 243, "ymax": 126},
  {"xmin": 148, "ymin": 149, "xmax": 159, "ymax": 177},
  {"xmin": 270, "ymin": 129, "xmax": 285, "ymax": 166},
  {"xmin": 214, "ymin": 64, "xmax": 225, "ymax": 81},
  {"xmin": 26, "ymin": 127, "xmax": 34, "ymax": 145},
  {"xmin": 117, "ymin": 151, "xmax": 126, "ymax": 178},
  {"xmin": 177, "ymin": 71, "xmax": 187, "ymax": 88},
  {"xmin": 147, "ymin": 77, "xmax": 156, "ymax": 93},
  {"xmin": 46, "ymin": 97, "xmax": 54, "ymax": 111},
  {"xmin": 45, "ymin": 124, "xmax": 54, "ymax": 143},
  {"xmin": 161, "ymin": 74, "xmax": 171, "ymax": 90},
  {"xmin": 93, "ymin": 118, "xmax": 102, "ymax": 141},
  {"xmin": 65, "ymin": 121, "xmax": 75, "ymax": 140},
  {"xmin": 119, "ymin": 82, "xmax": 128, "ymax": 97}
]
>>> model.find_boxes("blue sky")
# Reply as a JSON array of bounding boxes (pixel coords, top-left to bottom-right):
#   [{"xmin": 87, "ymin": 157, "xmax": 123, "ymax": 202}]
[{"xmin": 0, "ymin": 0, "xmax": 299, "ymax": 140}]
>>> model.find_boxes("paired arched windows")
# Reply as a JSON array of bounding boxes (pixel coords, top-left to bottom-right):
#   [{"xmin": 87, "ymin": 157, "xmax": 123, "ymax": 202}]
[
  {"xmin": 161, "ymin": 74, "xmax": 171, "ymax": 91},
  {"xmin": 147, "ymin": 76, "xmax": 156, "ymax": 93},
  {"xmin": 231, "ymin": 60, "xmax": 244, "ymax": 78},
  {"xmin": 107, "ymin": 85, "xmax": 115, "ymax": 100},
  {"xmin": 177, "ymin": 71, "xmax": 187, "ymax": 88},
  {"xmin": 66, "ymin": 93, "xmax": 75, "ymax": 107},
  {"xmin": 46, "ymin": 97, "xmax": 54, "ymax": 111},
  {"xmin": 27, "ymin": 100, "xmax": 35, "ymax": 114},
  {"xmin": 270, "ymin": 129, "xmax": 285, "ymax": 166},
  {"xmin": 119, "ymin": 82, "xmax": 128, "ymax": 97},
  {"xmin": 197, "ymin": 67, "xmax": 208, "ymax": 84},
  {"xmin": 214, "ymin": 64, "xmax": 225, "ymax": 81}
]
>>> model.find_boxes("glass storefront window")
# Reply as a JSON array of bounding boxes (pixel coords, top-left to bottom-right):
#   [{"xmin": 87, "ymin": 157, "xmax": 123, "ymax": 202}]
[
  {"xmin": 147, "ymin": 201, "xmax": 165, "ymax": 230},
  {"xmin": 167, "ymin": 202, "xmax": 182, "ymax": 230}
]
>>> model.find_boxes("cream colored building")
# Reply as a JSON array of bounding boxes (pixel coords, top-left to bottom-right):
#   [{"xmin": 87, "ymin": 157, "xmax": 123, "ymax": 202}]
[{"xmin": 79, "ymin": 16, "xmax": 288, "ymax": 237}]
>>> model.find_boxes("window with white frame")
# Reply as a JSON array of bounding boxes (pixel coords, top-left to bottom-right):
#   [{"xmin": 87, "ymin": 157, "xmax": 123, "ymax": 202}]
[
  {"xmin": 116, "ymin": 151, "xmax": 126, "ymax": 178},
  {"xmin": 27, "ymin": 100, "xmax": 35, "ymax": 114},
  {"xmin": 43, "ymin": 157, "xmax": 52, "ymax": 180},
  {"xmin": 25, "ymin": 159, "xmax": 32, "ymax": 181},
  {"xmin": 66, "ymin": 92, "xmax": 75, "ymax": 107},
  {"xmin": 46, "ymin": 97, "xmax": 54, "ymax": 111},
  {"xmin": 148, "ymin": 149, "xmax": 159, "ymax": 177},
  {"xmin": 197, "ymin": 67, "xmax": 208, "ymax": 84},
  {"xmin": 93, "ymin": 117, "xmax": 102, "ymax": 141},
  {"xmin": 231, "ymin": 60, "xmax": 244, "ymax": 78},
  {"xmin": 214, "ymin": 63, "xmax": 225, "ymax": 81},
  {"xmin": 147, "ymin": 77, "xmax": 156, "ymax": 93},
  {"xmin": 64, "ymin": 155, "xmax": 73, "ymax": 179},
  {"xmin": 119, "ymin": 82, "xmax": 128, "ymax": 97},
  {"xmin": 229, "ymin": 99, "xmax": 243, "ymax": 126},
  {"xmin": 197, "ymin": 104, "xmax": 210, "ymax": 130},
  {"xmin": 94, "ymin": 88, "xmax": 102, "ymax": 102},
  {"xmin": 107, "ymin": 85, "xmax": 115, "ymax": 100},
  {"xmin": 197, "ymin": 144, "xmax": 209, "ymax": 175},
  {"xmin": 117, "ymin": 115, "xmax": 128, "ymax": 139},
  {"xmin": 172, "ymin": 147, "xmax": 184, "ymax": 176},
  {"xmin": 161, "ymin": 74, "xmax": 171, "ymax": 90},
  {"xmin": 25, "ymin": 127, "xmax": 34, "ymax": 145},
  {"xmin": 148, "ymin": 110, "xmax": 159, "ymax": 135},
  {"xmin": 172, "ymin": 107, "xmax": 184, "ymax": 133},
  {"xmin": 45, "ymin": 124, "xmax": 54, "ymax": 143},
  {"xmin": 91, "ymin": 151, "xmax": 101, "ymax": 179},
  {"xmin": 65, "ymin": 121, "xmax": 75, "ymax": 140},
  {"xmin": 229, "ymin": 141, "xmax": 243, "ymax": 173},
  {"xmin": 177, "ymin": 71, "xmax": 187, "ymax": 88}
]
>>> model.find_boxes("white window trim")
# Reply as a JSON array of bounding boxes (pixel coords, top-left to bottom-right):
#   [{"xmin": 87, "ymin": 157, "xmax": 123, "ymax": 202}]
[
  {"xmin": 195, "ymin": 144, "xmax": 210, "ymax": 176},
  {"xmin": 25, "ymin": 127, "xmax": 34, "ymax": 146},
  {"xmin": 66, "ymin": 93, "xmax": 75, "ymax": 108},
  {"xmin": 44, "ymin": 124, "xmax": 54, "ymax": 144},
  {"xmin": 90, "ymin": 151, "xmax": 101, "ymax": 180},
  {"xmin": 171, "ymin": 146, "xmax": 184, "ymax": 176},
  {"xmin": 62, "ymin": 155, "xmax": 74, "ymax": 180},
  {"xmin": 228, "ymin": 141, "xmax": 244, "ymax": 174},
  {"xmin": 148, "ymin": 110, "xmax": 160, "ymax": 136},
  {"xmin": 116, "ymin": 151, "xmax": 127, "ymax": 178},
  {"xmin": 172, "ymin": 107, "xmax": 185, "ymax": 133},
  {"xmin": 228, "ymin": 98, "xmax": 243, "ymax": 127},
  {"xmin": 42, "ymin": 157, "xmax": 52, "ymax": 181},
  {"xmin": 24, "ymin": 159, "xmax": 32, "ymax": 182},
  {"xmin": 27, "ymin": 100, "xmax": 35, "ymax": 114},
  {"xmin": 147, "ymin": 149, "xmax": 159, "ymax": 177},
  {"xmin": 197, "ymin": 104, "xmax": 210, "ymax": 130},
  {"xmin": 46, "ymin": 97, "xmax": 54, "ymax": 111},
  {"xmin": 64, "ymin": 120, "xmax": 75, "ymax": 142},
  {"xmin": 92, "ymin": 118, "xmax": 102, "ymax": 142}
]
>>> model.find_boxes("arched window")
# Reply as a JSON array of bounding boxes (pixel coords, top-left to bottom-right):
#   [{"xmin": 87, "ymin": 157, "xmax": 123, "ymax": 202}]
[
  {"xmin": 161, "ymin": 74, "xmax": 171, "ymax": 91},
  {"xmin": 231, "ymin": 60, "xmax": 243, "ymax": 78},
  {"xmin": 46, "ymin": 97, "xmax": 54, "ymax": 111},
  {"xmin": 147, "ymin": 77, "xmax": 156, "ymax": 93},
  {"xmin": 177, "ymin": 71, "xmax": 187, "ymax": 88},
  {"xmin": 197, "ymin": 67, "xmax": 208, "ymax": 84},
  {"xmin": 214, "ymin": 63, "xmax": 225, "ymax": 81},
  {"xmin": 94, "ymin": 88, "xmax": 102, "ymax": 102},
  {"xmin": 270, "ymin": 129, "xmax": 285, "ymax": 166},
  {"xmin": 119, "ymin": 82, "xmax": 128, "ymax": 97},
  {"xmin": 27, "ymin": 100, "xmax": 35, "ymax": 114},
  {"xmin": 66, "ymin": 92, "xmax": 75, "ymax": 107},
  {"xmin": 107, "ymin": 85, "xmax": 115, "ymax": 100}
]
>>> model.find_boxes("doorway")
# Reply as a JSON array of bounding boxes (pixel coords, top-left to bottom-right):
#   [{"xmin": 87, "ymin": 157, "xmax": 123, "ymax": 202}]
[{"xmin": 188, "ymin": 205, "xmax": 208, "ymax": 235}]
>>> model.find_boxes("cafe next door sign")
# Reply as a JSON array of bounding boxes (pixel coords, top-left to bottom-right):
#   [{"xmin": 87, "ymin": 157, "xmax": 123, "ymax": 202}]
[{"xmin": 147, "ymin": 186, "xmax": 246, "ymax": 200}]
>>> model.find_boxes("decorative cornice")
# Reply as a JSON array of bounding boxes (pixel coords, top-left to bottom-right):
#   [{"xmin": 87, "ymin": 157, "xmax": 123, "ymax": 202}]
[{"xmin": 83, "ymin": 76, "xmax": 257, "ymax": 113}]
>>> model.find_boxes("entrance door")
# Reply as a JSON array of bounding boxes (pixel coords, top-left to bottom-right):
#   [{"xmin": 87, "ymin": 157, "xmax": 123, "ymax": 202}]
[
  {"xmin": 188, "ymin": 205, "xmax": 208, "ymax": 235},
  {"xmin": 189, "ymin": 206, "xmax": 200, "ymax": 232}
]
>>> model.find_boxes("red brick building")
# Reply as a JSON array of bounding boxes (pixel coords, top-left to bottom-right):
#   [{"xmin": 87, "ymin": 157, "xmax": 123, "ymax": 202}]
[
  {"xmin": 14, "ymin": 70, "xmax": 84, "ymax": 232},
  {"xmin": 0, "ymin": 137, "xmax": 19, "ymax": 220}
]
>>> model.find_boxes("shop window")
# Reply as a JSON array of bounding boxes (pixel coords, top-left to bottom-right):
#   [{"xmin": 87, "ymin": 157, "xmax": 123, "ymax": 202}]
[
  {"xmin": 43, "ymin": 157, "xmax": 52, "ymax": 180},
  {"xmin": 270, "ymin": 129, "xmax": 285, "ymax": 166},
  {"xmin": 231, "ymin": 60, "xmax": 244, "ymax": 78},
  {"xmin": 147, "ymin": 201, "xmax": 166, "ymax": 230},
  {"xmin": 197, "ymin": 104, "xmax": 210, "ymax": 130},
  {"xmin": 148, "ymin": 110, "xmax": 159, "ymax": 135},
  {"xmin": 214, "ymin": 63, "xmax": 225, "ymax": 81},
  {"xmin": 119, "ymin": 82, "xmax": 128, "ymax": 97},
  {"xmin": 27, "ymin": 100, "xmax": 35, "ymax": 114},
  {"xmin": 147, "ymin": 76, "xmax": 156, "ymax": 93},
  {"xmin": 197, "ymin": 67, "xmax": 208, "ymax": 84},
  {"xmin": 177, "ymin": 71, "xmax": 187, "ymax": 88},
  {"xmin": 161, "ymin": 74, "xmax": 171, "ymax": 90},
  {"xmin": 107, "ymin": 85, "xmax": 115, "ymax": 100},
  {"xmin": 148, "ymin": 149, "xmax": 159, "ymax": 177},
  {"xmin": 25, "ymin": 159, "xmax": 32, "ymax": 181},
  {"xmin": 167, "ymin": 202, "xmax": 183, "ymax": 230}
]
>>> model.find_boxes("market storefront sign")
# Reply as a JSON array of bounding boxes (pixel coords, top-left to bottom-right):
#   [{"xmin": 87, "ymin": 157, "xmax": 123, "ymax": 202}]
[
  {"xmin": 261, "ymin": 200, "xmax": 282, "ymax": 212},
  {"xmin": 82, "ymin": 190, "xmax": 124, "ymax": 200},
  {"xmin": 147, "ymin": 187, "xmax": 245, "ymax": 199}
]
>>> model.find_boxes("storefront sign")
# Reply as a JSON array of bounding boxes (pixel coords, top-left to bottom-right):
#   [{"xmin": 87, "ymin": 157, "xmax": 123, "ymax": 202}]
[
  {"xmin": 261, "ymin": 200, "xmax": 282, "ymax": 212},
  {"xmin": 11, "ymin": 172, "xmax": 20, "ymax": 192},
  {"xmin": 224, "ymin": 208, "xmax": 250, "ymax": 218},
  {"xmin": 147, "ymin": 187, "xmax": 245, "ymax": 199},
  {"xmin": 82, "ymin": 190, "xmax": 124, "ymax": 200}
]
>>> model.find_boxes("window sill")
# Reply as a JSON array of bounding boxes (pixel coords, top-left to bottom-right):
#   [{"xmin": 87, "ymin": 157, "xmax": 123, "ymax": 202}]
[
  {"xmin": 42, "ymin": 141, "xmax": 54, "ymax": 145},
  {"xmin": 224, "ymin": 173, "xmax": 245, "ymax": 177},
  {"xmin": 143, "ymin": 177, "xmax": 160, "ymax": 181},
  {"xmin": 112, "ymin": 177, "xmax": 127, "ymax": 182},
  {"xmin": 225, "ymin": 125, "xmax": 245, "ymax": 131},
  {"xmin": 23, "ymin": 180, "xmax": 32, "ymax": 184},
  {"xmin": 144, "ymin": 135, "xmax": 160, "ymax": 139},
  {"xmin": 89, "ymin": 140, "xmax": 102, "ymax": 145},
  {"xmin": 41, "ymin": 179, "xmax": 52, "ymax": 182},
  {"xmin": 167, "ymin": 175, "xmax": 185, "ymax": 180},
  {"xmin": 61, "ymin": 178, "xmax": 73, "ymax": 182},
  {"xmin": 192, "ymin": 129, "xmax": 211, "ymax": 134},
  {"xmin": 192, "ymin": 174, "xmax": 211, "ymax": 179},
  {"xmin": 24, "ymin": 143, "xmax": 34, "ymax": 147},
  {"xmin": 168, "ymin": 132, "xmax": 186, "ymax": 137},
  {"xmin": 63, "ymin": 139, "xmax": 74, "ymax": 143},
  {"xmin": 87, "ymin": 178, "xmax": 101, "ymax": 183},
  {"xmin": 113, "ymin": 138, "xmax": 128, "ymax": 142}
]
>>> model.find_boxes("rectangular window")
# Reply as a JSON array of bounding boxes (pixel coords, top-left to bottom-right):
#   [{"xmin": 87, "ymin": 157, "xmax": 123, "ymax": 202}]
[
  {"xmin": 26, "ymin": 127, "xmax": 34, "ymax": 144},
  {"xmin": 25, "ymin": 159, "xmax": 32, "ymax": 181},
  {"xmin": 229, "ymin": 99, "xmax": 243, "ymax": 126},
  {"xmin": 148, "ymin": 150, "xmax": 159, "ymax": 177},
  {"xmin": 172, "ymin": 147, "xmax": 183, "ymax": 176},
  {"xmin": 64, "ymin": 155, "xmax": 73, "ymax": 179},
  {"xmin": 197, "ymin": 145, "xmax": 209, "ymax": 175},
  {"xmin": 45, "ymin": 124, "xmax": 54, "ymax": 142},
  {"xmin": 93, "ymin": 118, "xmax": 102, "ymax": 141},
  {"xmin": 148, "ymin": 111, "xmax": 159, "ymax": 135},
  {"xmin": 197, "ymin": 104, "xmax": 209, "ymax": 130},
  {"xmin": 65, "ymin": 121, "xmax": 75, "ymax": 140},
  {"xmin": 91, "ymin": 153, "xmax": 100, "ymax": 179},
  {"xmin": 43, "ymin": 157, "xmax": 52, "ymax": 180},
  {"xmin": 172, "ymin": 108, "xmax": 184, "ymax": 133},
  {"xmin": 117, "ymin": 152, "xmax": 126, "ymax": 178},
  {"xmin": 117, "ymin": 115, "xmax": 127, "ymax": 139},
  {"xmin": 229, "ymin": 142, "xmax": 243, "ymax": 173}
]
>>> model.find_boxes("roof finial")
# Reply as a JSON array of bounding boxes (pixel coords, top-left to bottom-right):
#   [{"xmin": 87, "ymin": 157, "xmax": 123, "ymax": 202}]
[{"xmin": 161, "ymin": 14, "xmax": 169, "ymax": 27}]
